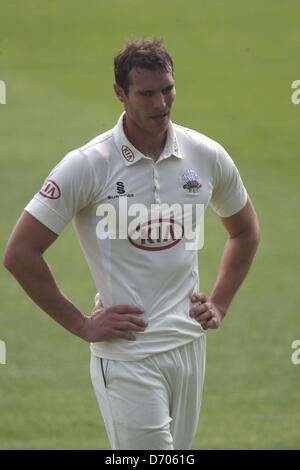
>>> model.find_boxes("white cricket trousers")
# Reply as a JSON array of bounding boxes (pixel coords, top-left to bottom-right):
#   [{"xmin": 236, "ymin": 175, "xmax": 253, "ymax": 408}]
[{"xmin": 90, "ymin": 335, "xmax": 206, "ymax": 450}]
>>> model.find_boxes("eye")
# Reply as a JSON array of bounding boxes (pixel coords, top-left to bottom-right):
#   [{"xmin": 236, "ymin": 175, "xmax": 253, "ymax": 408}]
[
  {"xmin": 162, "ymin": 85, "xmax": 174, "ymax": 95},
  {"xmin": 140, "ymin": 91, "xmax": 154, "ymax": 97}
]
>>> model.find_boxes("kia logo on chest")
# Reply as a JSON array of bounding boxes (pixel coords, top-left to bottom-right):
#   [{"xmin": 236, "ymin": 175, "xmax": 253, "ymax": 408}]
[
  {"xmin": 128, "ymin": 218, "xmax": 184, "ymax": 251},
  {"xmin": 39, "ymin": 180, "xmax": 61, "ymax": 199}
]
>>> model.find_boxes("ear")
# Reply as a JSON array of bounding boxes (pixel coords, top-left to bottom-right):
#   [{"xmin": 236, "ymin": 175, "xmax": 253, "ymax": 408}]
[{"xmin": 113, "ymin": 83, "xmax": 127, "ymax": 104}]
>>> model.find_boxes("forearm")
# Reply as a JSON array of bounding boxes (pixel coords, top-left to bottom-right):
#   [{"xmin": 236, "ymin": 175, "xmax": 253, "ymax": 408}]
[
  {"xmin": 4, "ymin": 248, "xmax": 87, "ymax": 340},
  {"xmin": 209, "ymin": 230, "xmax": 259, "ymax": 316}
]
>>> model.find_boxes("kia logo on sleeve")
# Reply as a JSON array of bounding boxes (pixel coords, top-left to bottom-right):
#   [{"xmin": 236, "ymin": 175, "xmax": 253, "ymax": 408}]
[{"xmin": 39, "ymin": 180, "xmax": 61, "ymax": 199}]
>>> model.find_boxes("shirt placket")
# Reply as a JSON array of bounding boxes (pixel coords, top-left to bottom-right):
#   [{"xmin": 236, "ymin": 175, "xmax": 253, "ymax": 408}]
[{"xmin": 151, "ymin": 161, "xmax": 161, "ymax": 205}]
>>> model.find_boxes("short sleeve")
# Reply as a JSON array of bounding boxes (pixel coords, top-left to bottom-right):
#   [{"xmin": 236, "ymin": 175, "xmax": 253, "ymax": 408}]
[
  {"xmin": 210, "ymin": 143, "xmax": 247, "ymax": 217},
  {"xmin": 24, "ymin": 149, "xmax": 96, "ymax": 234}
]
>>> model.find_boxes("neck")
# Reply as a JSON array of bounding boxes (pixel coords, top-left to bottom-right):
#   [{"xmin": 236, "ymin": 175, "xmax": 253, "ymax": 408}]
[{"xmin": 123, "ymin": 115, "xmax": 167, "ymax": 162}]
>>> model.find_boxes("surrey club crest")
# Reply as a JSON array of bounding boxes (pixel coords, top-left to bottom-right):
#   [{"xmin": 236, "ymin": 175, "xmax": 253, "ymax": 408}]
[{"xmin": 182, "ymin": 169, "xmax": 202, "ymax": 193}]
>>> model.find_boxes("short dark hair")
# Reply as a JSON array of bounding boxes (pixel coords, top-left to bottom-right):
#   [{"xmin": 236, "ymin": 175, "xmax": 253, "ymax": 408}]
[{"xmin": 113, "ymin": 38, "xmax": 174, "ymax": 95}]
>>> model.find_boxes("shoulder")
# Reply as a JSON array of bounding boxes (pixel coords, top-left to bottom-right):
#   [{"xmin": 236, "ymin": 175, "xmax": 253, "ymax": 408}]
[
  {"xmin": 78, "ymin": 128, "xmax": 114, "ymax": 156},
  {"xmin": 172, "ymin": 122, "xmax": 224, "ymax": 162},
  {"xmin": 64, "ymin": 128, "xmax": 113, "ymax": 169},
  {"xmin": 60, "ymin": 127, "xmax": 115, "ymax": 177}
]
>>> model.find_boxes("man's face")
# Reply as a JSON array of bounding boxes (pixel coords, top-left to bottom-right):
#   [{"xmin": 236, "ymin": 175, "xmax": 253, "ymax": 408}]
[{"xmin": 114, "ymin": 67, "xmax": 176, "ymax": 137}]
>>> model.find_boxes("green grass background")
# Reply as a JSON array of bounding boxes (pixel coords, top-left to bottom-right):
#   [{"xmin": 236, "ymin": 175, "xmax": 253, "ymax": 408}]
[{"xmin": 1, "ymin": 0, "xmax": 299, "ymax": 449}]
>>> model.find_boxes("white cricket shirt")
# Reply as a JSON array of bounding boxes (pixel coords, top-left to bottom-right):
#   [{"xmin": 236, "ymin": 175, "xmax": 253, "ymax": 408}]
[{"xmin": 25, "ymin": 113, "xmax": 247, "ymax": 360}]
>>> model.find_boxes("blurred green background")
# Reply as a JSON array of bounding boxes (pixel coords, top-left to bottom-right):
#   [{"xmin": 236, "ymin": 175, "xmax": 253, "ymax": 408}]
[{"xmin": 0, "ymin": 0, "xmax": 299, "ymax": 449}]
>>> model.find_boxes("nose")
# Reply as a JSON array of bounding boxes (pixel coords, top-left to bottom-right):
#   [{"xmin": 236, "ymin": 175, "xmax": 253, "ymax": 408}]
[{"xmin": 153, "ymin": 92, "xmax": 166, "ymax": 110}]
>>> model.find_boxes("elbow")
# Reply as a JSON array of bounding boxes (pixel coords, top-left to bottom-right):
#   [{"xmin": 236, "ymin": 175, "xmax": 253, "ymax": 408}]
[
  {"xmin": 250, "ymin": 222, "xmax": 261, "ymax": 255},
  {"xmin": 3, "ymin": 244, "xmax": 23, "ymax": 275},
  {"xmin": 240, "ymin": 221, "xmax": 260, "ymax": 254},
  {"xmin": 256, "ymin": 229, "xmax": 261, "ymax": 247},
  {"xmin": 253, "ymin": 233, "xmax": 260, "ymax": 256},
  {"xmin": 254, "ymin": 218, "xmax": 261, "ymax": 247},
  {"xmin": 3, "ymin": 249, "xmax": 15, "ymax": 274}
]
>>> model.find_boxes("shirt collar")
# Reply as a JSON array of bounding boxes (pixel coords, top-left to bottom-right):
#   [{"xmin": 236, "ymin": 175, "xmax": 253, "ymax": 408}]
[{"xmin": 113, "ymin": 112, "xmax": 183, "ymax": 166}]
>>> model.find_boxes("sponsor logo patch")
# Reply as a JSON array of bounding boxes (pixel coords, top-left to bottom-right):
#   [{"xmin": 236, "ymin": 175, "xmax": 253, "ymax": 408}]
[
  {"xmin": 107, "ymin": 181, "xmax": 134, "ymax": 199},
  {"xmin": 121, "ymin": 145, "xmax": 134, "ymax": 162},
  {"xmin": 128, "ymin": 218, "xmax": 184, "ymax": 251},
  {"xmin": 116, "ymin": 181, "xmax": 125, "ymax": 194},
  {"xmin": 39, "ymin": 180, "xmax": 61, "ymax": 199},
  {"xmin": 182, "ymin": 169, "xmax": 202, "ymax": 193}
]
